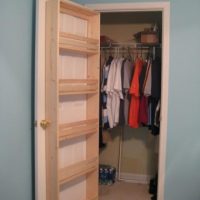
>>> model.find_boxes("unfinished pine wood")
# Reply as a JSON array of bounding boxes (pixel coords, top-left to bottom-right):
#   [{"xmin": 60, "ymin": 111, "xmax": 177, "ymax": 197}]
[
  {"xmin": 60, "ymin": 13, "xmax": 87, "ymax": 37},
  {"xmin": 60, "ymin": 0, "xmax": 97, "ymax": 20},
  {"xmin": 59, "ymin": 118, "xmax": 98, "ymax": 129},
  {"xmin": 86, "ymin": 13, "xmax": 100, "ymax": 200},
  {"xmin": 59, "ymin": 157, "xmax": 98, "ymax": 185},
  {"xmin": 88, "ymin": 13, "xmax": 100, "ymax": 40},
  {"xmin": 60, "ymin": 176, "xmax": 86, "ymax": 200},
  {"xmin": 59, "ymin": 35, "xmax": 99, "ymax": 55},
  {"xmin": 59, "ymin": 119, "xmax": 98, "ymax": 141},
  {"xmin": 87, "ymin": 196, "xmax": 98, "ymax": 200},
  {"xmin": 59, "ymin": 37, "xmax": 98, "ymax": 50},
  {"xmin": 59, "ymin": 79, "xmax": 98, "ymax": 95},
  {"xmin": 45, "ymin": 0, "xmax": 59, "ymax": 200},
  {"xmin": 59, "ymin": 9, "xmax": 99, "ymax": 55},
  {"xmin": 59, "ymin": 35, "xmax": 98, "ymax": 50},
  {"xmin": 45, "ymin": 0, "xmax": 100, "ymax": 199},
  {"xmin": 60, "ymin": 32, "xmax": 98, "ymax": 44},
  {"xmin": 86, "ymin": 169, "xmax": 99, "ymax": 199}
]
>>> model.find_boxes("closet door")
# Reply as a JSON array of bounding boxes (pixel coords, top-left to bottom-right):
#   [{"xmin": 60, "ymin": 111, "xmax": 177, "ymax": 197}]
[{"xmin": 45, "ymin": 1, "xmax": 100, "ymax": 200}]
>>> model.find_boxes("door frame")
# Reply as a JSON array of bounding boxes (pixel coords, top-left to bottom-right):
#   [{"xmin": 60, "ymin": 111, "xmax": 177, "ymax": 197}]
[
  {"xmin": 35, "ymin": 1, "xmax": 170, "ymax": 200},
  {"xmin": 86, "ymin": 2, "xmax": 170, "ymax": 200},
  {"xmin": 35, "ymin": 0, "xmax": 47, "ymax": 200}
]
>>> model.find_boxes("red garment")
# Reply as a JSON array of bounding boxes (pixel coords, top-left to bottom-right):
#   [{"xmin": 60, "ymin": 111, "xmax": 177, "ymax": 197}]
[
  {"xmin": 139, "ymin": 96, "xmax": 148, "ymax": 125},
  {"xmin": 129, "ymin": 58, "xmax": 143, "ymax": 128}
]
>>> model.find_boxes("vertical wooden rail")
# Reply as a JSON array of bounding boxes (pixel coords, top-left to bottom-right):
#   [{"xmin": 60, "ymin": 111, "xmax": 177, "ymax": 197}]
[{"xmin": 45, "ymin": 0, "xmax": 59, "ymax": 199}]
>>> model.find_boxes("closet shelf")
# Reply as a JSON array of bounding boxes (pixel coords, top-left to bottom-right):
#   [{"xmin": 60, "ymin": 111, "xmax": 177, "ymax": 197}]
[
  {"xmin": 60, "ymin": 0, "xmax": 98, "ymax": 20},
  {"xmin": 59, "ymin": 119, "xmax": 98, "ymax": 141},
  {"xmin": 59, "ymin": 32, "xmax": 99, "ymax": 55},
  {"xmin": 59, "ymin": 157, "xmax": 98, "ymax": 185},
  {"xmin": 59, "ymin": 79, "xmax": 98, "ymax": 95},
  {"xmin": 60, "ymin": 32, "xmax": 99, "ymax": 44}
]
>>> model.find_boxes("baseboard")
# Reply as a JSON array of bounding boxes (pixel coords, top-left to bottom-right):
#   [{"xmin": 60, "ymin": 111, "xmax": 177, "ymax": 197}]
[{"xmin": 118, "ymin": 172, "xmax": 152, "ymax": 184}]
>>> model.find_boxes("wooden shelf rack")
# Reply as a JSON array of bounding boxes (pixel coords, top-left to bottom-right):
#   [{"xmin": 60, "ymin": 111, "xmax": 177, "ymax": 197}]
[
  {"xmin": 59, "ymin": 79, "xmax": 98, "ymax": 95},
  {"xmin": 59, "ymin": 32, "xmax": 99, "ymax": 55},
  {"xmin": 59, "ymin": 157, "xmax": 98, "ymax": 185},
  {"xmin": 60, "ymin": 0, "xmax": 97, "ymax": 20},
  {"xmin": 59, "ymin": 119, "xmax": 98, "ymax": 141},
  {"xmin": 45, "ymin": 0, "xmax": 99, "ymax": 199}
]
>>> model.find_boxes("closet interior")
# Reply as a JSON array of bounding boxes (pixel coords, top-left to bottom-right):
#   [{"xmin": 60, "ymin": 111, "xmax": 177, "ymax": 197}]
[{"xmin": 99, "ymin": 11, "xmax": 162, "ymax": 200}]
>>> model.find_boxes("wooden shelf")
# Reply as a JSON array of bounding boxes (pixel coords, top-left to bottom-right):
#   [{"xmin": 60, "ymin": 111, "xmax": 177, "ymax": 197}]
[
  {"xmin": 59, "ymin": 157, "xmax": 98, "ymax": 185},
  {"xmin": 60, "ymin": 0, "xmax": 98, "ymax": 20},
  {"xmin": 59, "ymin": 119, "xmax": 98, "ymax": 141},
  {"xmin": 59, "ymin": 32, "xmax": 99, "ymax": 55},
  {"xmin": 59, "ymin": 79, "xmax": 98, "ymax": 95},
  {"xmin": 87, "ymin": 196, "xmax": 98, "ymax": 200},
  {"xmin": 60, "ymin": 32, "xmax": 98, "ymax": 44}
]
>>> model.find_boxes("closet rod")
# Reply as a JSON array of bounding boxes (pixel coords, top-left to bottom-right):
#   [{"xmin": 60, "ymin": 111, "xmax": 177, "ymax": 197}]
[
  {"xmin": 100, "ymin": 47, "xmax": 150, "ymax": 50},
  {"xmin": 101, "ymin": 42, "xmax": 161, "ymax": 49}
]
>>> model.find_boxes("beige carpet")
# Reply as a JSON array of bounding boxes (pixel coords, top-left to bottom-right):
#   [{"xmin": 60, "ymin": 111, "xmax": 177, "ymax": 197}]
[{"xmin": 99, "ymin": 181, "xmax": 151, "ymax": 200}]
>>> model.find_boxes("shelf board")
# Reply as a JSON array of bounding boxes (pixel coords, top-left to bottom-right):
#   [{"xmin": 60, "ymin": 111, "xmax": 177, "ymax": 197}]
[
  {"xmin": 60, "ymin": 32, "xmax": 99, "ymax": 44},
  {"xmin": 59, "ymin": 119, "xmax": 98, "ymax": 141},
  {"xmin": 59, "ymin": 157, "xmax": 98, "ymax": 185},
  {"xmin": 59, "ymin": 79, "xmax": 98, "ymax": 95},
  {"xmin": 60, "ymin": 0, "xmax": 98, "ymax": 20},
  {"xmin": 87, "ymin": 196, "xmax": 98, "ymax": 200},
  {"xmin": 59, "ymin": 32, "xmax": 99, "ymax": 55}
]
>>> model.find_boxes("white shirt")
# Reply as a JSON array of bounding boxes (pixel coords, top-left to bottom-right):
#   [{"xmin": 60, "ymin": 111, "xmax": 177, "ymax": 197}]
[
  {"xmin": 106, "ymin": 59, "xmax": 118, "ymax": 128},
  {"xmin": 113, "ymin": 58, "xmax": 125, "ymax": 125},
  {"xmin": 106, "ymin": 58, "xmax": 125, "ymax": 128}
]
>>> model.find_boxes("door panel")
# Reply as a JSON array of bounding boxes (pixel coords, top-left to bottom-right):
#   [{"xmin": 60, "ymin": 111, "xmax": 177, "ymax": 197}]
[{"xmin": 45, "ymin": 1, "xmax": 100, "ymax": 199}]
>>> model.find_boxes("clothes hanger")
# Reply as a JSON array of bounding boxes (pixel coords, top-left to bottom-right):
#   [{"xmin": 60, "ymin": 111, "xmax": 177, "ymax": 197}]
[
  {"xmin": 117, "ymin": 47, "xmax": 121, "ymax": 58},
  {"xmin": 116, "ymin": 47, "xmax": 120, "ymax": 59},
  {"xmin": 127, "ymin": 46, "xmax": 133, "ymax": 62},
  {"xmin": 113, "ymin": 48, "xmax": 116, "ymax": 58},
  {"xmin": 134, "ymin": 48, "xmax": 139, "ymax": 62},
  {"xmin": 140, "ymin": 48, "xmax": 143, "ymax": 60}
]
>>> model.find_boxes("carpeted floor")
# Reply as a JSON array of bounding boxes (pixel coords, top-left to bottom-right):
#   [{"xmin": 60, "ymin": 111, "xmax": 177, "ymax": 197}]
[{"xmin": 99, "ymin": 181, "xmax": 151, "ymax": 200}]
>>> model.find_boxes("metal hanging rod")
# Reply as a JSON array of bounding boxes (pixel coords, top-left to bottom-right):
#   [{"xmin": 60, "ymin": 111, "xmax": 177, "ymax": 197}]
[{"xmin": 100, "ymin": 42, "xmax": 162, "ymax": 49}]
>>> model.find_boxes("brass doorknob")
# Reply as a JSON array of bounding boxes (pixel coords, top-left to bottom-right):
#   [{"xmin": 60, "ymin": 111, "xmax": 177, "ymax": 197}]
[{"xmin": 40, "ymin": 120, "xmax": 50, "ymax": 130}]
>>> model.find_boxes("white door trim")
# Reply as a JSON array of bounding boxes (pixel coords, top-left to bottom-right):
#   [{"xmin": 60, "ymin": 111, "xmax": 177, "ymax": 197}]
[
  {"xmin": 35, "ymin": 0, "xmax": 47, "ymax": 200},
  {"xmin": 35, "ymin": 1, "xmax": 170, "ymax": 200},
  {"xmin": 86, "ymin": 2, "xmax": 170, "ymax": 200}
]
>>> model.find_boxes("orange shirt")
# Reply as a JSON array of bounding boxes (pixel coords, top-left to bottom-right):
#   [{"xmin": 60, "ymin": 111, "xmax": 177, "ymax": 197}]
[{"xmin": 129, "ymin": 58, "xmax": 143, "ymax": 128}]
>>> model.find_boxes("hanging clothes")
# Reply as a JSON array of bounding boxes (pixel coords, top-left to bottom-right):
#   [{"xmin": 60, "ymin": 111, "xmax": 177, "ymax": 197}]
[
  {"xmin": 119, "ymin": 59, "xmax": 133, "ymax": 125},
  {"xmin": 149, "ymin": 56, "xmax": 161, "ymax": 135},
  {"xmin": 106, "ymin": 57, "xmax": 125, "ymax": 128},
  {"xmin": 143, "ymin": 58, "xmax": 152, "ymax": 96},
  {"xmin": 101, "ymin": 56, "xmax": 113, "ymax": 129},
  {"xmin": 139, "ymin": 95, "xmax": 148, "ymax": 125},
  {"xmin": 118, "ymin": 59, "xmax": 127, "ymax": 126},
  {"xmin": 151, "ymin": 57, "xmax": 161, "ymax": 99},
  {"xmin": 154, "ymin": 100, "xmax": 161, "ymax": 127},
  {"xmin": 139, "ymin": 61, "xmax": 148, "ymax": 96},
  {"xmin": 113, "ymin": 57, "xmax": 125, "ymax": 126},
  {"xmin": 99, "ymin": 54, "xmax": 108, "ymax": 148},
  {"xmin": 106, "ymin": 58, "xmax": 118, "ymax": 128},
  {"xmin": 100, "ymin": 46, "xmax": 162, "ymax": 135},
  {"xmin": 129, "ymin": 58, "xmax": 143, "ymax": 128},
  {"xmin": 138, "ymin": 60, "xmax": 149, "ymax": 126}
]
